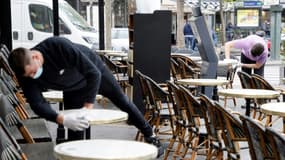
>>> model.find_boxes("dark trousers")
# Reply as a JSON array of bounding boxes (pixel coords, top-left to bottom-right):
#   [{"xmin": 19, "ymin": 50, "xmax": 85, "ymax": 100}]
[
  {"xmin": 63, "ymin": 67, "xmax": 153, "ymax": 141},
  {"xmin": 240, "ymin": 53, "xmax": 265, "ymax": 108},
  {"xmin": 240, "ymin": 53, "xmax": 265, "ymax": 77}
]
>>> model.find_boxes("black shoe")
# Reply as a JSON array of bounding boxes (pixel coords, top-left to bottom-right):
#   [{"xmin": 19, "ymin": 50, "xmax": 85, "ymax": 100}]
[{"xmin": 145, "ymin": 136, "xmax": 164, "ymax": 158}]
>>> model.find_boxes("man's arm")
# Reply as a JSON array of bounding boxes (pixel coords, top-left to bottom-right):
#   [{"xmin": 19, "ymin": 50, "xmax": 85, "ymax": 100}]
[
  {"xmin": 240, "ymin": 62, "xmax": 263, "ymax": 69},
  {"xmin": 224, "ymin": 40, "xmax": 236, "ymax": 59},
  {"xmin": 19, "ymin": 78, "xmax": 59, "ymax": 122}
]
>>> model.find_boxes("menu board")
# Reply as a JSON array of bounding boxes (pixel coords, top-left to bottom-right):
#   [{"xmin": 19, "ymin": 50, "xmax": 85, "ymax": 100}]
[{"xmin": 235, "ymin": 8, "xmax": 261, "ymax": 28}]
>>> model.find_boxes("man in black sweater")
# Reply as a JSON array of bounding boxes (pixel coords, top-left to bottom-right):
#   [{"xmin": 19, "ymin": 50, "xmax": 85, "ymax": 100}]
[{"xmin": 8, "ymin": 37, "xmax": 163, "ymax": 156}]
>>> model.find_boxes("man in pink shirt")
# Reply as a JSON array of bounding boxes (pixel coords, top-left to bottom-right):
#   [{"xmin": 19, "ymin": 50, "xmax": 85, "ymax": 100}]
[{"xmin": 225, "ymin": 34, "xmax": 269, "ymax": 76}]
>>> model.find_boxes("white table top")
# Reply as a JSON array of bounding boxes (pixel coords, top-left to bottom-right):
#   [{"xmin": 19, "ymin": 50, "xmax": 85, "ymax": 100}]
[
  {"xmin": 197, "ymin": 59, "xmax": 238, "ymax": 66},
  {"xmin": 261, "ymin": 102, "xmax": 285, "ymax": 117},
  {"xmin": 106, "ymin": 52, "xmax": 128, "ymax": 57},
  {"xmin": 42, "ymin": 91, "xmax": 103, "ymax": 102},
  {"xmin": 171, "ymin": 53, "xmax": 202, "ymax": 61},
  {"xmin": 218, "ymin": 59, "xmax": 238, "ymax": 66},
  {"xmin": 96, "ymin": 50, "xmax": 123, "ymax": 54},
  {"xmin": 54, "ymin": 139, "xmax": 158, "ymax": 160},
  {"xmin": 177, "ymin": 78, "xmax": 229, "ymax": 86},
  {"xmin": 42, "ymin": 90, "xmax": 63, "ymax": 102},
  {"xmin": 59, "ymin": 109, "xmax": 128, "ymax": 125},
  {"xmin": 218, "ymin": 89, "xmax": 280, "ymax": 99}
]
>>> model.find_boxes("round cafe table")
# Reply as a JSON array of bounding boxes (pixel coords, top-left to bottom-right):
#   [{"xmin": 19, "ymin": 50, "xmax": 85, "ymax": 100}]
[
  {"xmin": 261, "ymin": 102, "xmax": 285, "ymax": 133},
  {"xmin": 42, "ymin": 90, "xmax": 63, "ymax": 103},
  {"xmin": 218, "ymin": 89, "xmax": 280, "ymax": 116},
  {"xmin": 54, "ymin": 139, "xmax": 158, "ymax": 160},
  {"xmin": 59, "ymin": 109, "xmax": 128, "ymax": 125},
  {"xmin": 177, "ymin": 78, "xmax": 229, "ymax": 100},
  {"xmin": 42, "ymin": 91, "xmax": 103, "ymax": 104},
  {"xmin": 95, "ymin": 50, "xmax": 123, "ymax": 55},
  {"xmin": 58, "ymin": 109, "xmax": 128, "ymax": 140}
]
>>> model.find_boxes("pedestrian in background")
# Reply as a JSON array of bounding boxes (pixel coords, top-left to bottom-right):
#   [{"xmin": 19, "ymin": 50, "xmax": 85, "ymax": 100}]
[{"xmin": 183, "ymin": 20, "xmax": 195, "ymax": 49}]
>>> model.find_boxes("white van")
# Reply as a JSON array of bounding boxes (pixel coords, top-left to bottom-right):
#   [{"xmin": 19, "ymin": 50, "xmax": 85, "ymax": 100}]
[{"xmin": 11, "ymin": 0, "xmax": 99, "ymax": 49}]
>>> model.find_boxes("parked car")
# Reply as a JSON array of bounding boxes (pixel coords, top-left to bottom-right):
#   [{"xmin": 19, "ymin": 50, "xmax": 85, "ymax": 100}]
[{"xmin": 111, "ymin": 28, "xmax": 129, "ymax": 53}]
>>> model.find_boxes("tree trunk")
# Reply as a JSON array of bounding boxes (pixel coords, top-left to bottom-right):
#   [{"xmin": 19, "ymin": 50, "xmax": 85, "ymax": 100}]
[
  {"xmin": 219, "ymin": 0, "xmax": 225, "ymax": 45},
  {"xmin": 176, "ymin": 0, "xmax": 184, "ymax": 49}
]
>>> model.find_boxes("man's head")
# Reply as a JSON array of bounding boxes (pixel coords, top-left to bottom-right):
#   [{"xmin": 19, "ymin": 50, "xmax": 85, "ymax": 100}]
[
  {"xmin": 251, "ymin": 43, "xmax": 264, "ymax": 57},
  {"xmin": 8, "ymin": 47, "xmax": 43, "ymax": 79}
]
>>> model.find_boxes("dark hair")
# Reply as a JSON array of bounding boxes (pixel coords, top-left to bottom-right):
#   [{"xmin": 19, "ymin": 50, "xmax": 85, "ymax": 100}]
[
  {"xmin": 251, "ymin": 43, "xmax": 264, "ymax": 57},
  {"xmin": 8, "ymin": 47, "xmax": 31, "ymax": 77}
]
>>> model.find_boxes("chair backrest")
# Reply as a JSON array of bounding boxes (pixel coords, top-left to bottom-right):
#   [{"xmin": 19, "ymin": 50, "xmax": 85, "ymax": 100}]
[
  {"xmin": 0, "ymin": 94, "xmax": 35, "ymax": 143},
  {"xmin": 166, "ymin": 81, "xmax": 186, "ymax": 122},
  {"xmin": 179, "ymin": 85, "xmax": 202, "ymax": 128},
  {"xmin": 171, "ymin": 54, "xmax": 200, "ymax": 69},
  {"xmin": 135, "ymin": 70, "xmax": 152, "ymax": 114},
  {"xmin": 251, "ymin": 74, "xmax": 275, "ymax": 90},
  {"xmin": 0, "ymin": 74, "xmax": 28, "ymax": 120},
  {"xmin": 0, "ymin": 44, "xmax": 10, "ymax": 60},
  {"xmin": 213, "ymin": 102, "xmax": 246, "ymax": 159},
  {"xmin": 265, "ymin": 127, "xmax": 285, "ymax": 160},
  {"xmin": 227, "ymin": 66, "xmax": 238, "ymax": 84},
  {"xmin": 199, "ymin": 94, "xmax": 220, "ymax": 139},
  {"xmin": 239, "ymin": 115, "xmax": 273, "ymax": 160},
  {"xmin": 0, "ymin": 118, "xmax": 25, "ymax": 160},
  {"xmin": 237, "ymin": 71, "xmax": 253, "ymax": 89},
  {"xmin": 176, "ymin": 58, "xmax": 199, "ymax": 79},
  {"xmin": 143, "ymin": 74, "xmax": 169, "ymax": 106},
  {"xmin": 170, "ymin": 57, "xmax": 181, "ymax": 81}
]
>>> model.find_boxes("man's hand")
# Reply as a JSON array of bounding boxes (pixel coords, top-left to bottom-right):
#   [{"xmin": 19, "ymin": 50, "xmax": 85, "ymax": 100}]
[
  {"xmin": 237, "ymin": 62, "xmax": 243, "ymax": 67},
  {"xmin": 62, "ymin": 114, "xmax": 89, "ymax": 131}
]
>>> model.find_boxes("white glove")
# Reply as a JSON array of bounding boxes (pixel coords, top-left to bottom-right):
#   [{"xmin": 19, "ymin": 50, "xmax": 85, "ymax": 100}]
[{"xmin": 62, "ymin": 114, "xmax": 90, "ymax": 131}]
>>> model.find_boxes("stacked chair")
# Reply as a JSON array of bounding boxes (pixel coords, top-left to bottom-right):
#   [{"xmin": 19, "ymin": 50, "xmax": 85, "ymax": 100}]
[
  {"xmin": 134, "ymin": 70, "xmax": 174, "ymax": 141},
  {"xmin": 164, "ymin": 81, "xmax": 208, "ymax": 160},
  {"xmin": 239, "ymin": 115, "xmax": 274, "ymax": 159},
  {"xmin": 99, "ymin": 54, "xmax": 129, "ymax": 93},
  {"xmin": 265, "ymin": 127, "xmax": 285, "ymax": 160},
  {"xmin": 0, "ymin": 44, "xmax": 55, "ymax": 159},
  {"xmin": 212, "ymin": 102, "xmax": 248, "ymax": 160}
]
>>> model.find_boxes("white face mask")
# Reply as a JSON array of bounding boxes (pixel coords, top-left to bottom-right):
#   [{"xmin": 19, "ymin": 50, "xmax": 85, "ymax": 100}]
[
  {"xmin": 33, "ymin": 60, "xmax": 43, "ymax": 79},
  {"xmin": 33, "ymin": 67, "xmax": 43, "ymax": 79}
]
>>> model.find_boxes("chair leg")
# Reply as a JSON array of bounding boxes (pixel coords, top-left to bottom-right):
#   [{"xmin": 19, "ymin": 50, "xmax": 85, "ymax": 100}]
[
  {"xmin": 164, "ymin": 125, "xmax": 181, "ymax": 160},
  {"xmin": 172, "ymin": 127, "xmax": 187, "ymax": 159}
]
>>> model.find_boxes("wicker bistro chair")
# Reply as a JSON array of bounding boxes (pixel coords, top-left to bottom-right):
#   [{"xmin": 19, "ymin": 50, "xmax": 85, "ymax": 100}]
[
  {"xmin": 0, "ymin": 76, "xmax": 28, "ymax": 120},
  {"xmin": 0, "ymin": 94, "xmax": 52, "ymax": 143},
  {"xmin": 251, "ymin": 74, "xmax": 282, "ymax": 102},
  {"xmin": 239, "ymin": 115, "xmax": 274, "ymax": 160},
  {"xmin": 100, "ymin": 54, "xmax": 129, "ymax": 92},
  {"xmin": 237, "ymin": 71, "xmax": 261, "ymax": 119},
  {"xmin": 199, "ymin": 94, "xmax": 224, "ymax": 160},
  {"xmin": 134, "ymin": 70, "xmax": 153, "ymax": 141},
  {"xmin": 179, "ymin": 86, "xmax": 209, "ymax": 160},
  {"xmin": 265, "ymin": 127, "xmax": 285, "ymax": 160},
  {"xmin": 164, "ymin": 81, "xmax": 192, "ymax": 160},
  {"xmin": 176, "ymin": 58, "xmax": 200, "ymax": 79},
  {"xmin": 0, "ymin": 118, "xmax": 26, "ymax": 160},
  {"xmin": 0, "ymin": 118, "xmax": 55, "ymax": 160},
  {"xmin": 170, "ymin": 57, "xmax": 181, "ymax": 81},
  {"xmin": 143, "ymin": 74, "xmax": 174, "ymax": 138},
  {"xmin": 171, "ymin": 54, "xmax": 201, "ymax": 72},
  {"xmin": 213, "ymin": 102, "xmax": 248, "ymax": 160}
]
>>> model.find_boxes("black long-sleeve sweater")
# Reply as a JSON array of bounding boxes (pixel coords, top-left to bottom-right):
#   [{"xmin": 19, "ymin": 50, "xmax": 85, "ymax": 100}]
[{"xmin": 18, "ymin": 37, "xmax": 105, "ymax": 122}]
